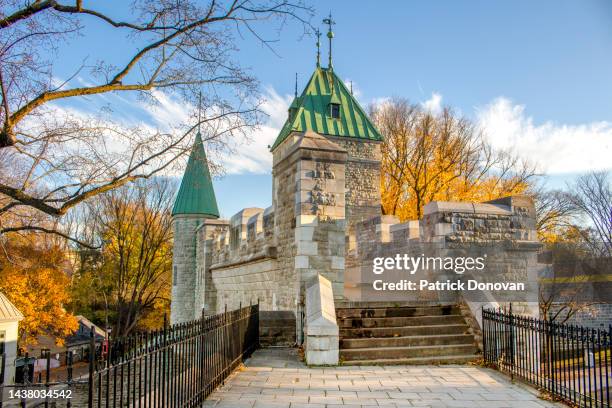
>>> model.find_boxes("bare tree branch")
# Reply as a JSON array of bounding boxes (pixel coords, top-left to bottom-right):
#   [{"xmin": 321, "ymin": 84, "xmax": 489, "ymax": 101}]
[
  {"xmin": 0, "ymin": 225, "xmax": 98, "ymax": 249},
  {"xmin": 0, "ymin": 0, "xmax": 312, "ymax": 245}
]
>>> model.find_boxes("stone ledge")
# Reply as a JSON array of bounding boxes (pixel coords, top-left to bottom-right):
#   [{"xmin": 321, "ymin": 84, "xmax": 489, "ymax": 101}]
[
  {"xmin": 423, "ymin": 201, "xmax": 512, "ymax": 216},
  {"xmin": 210, "ymin": 247, "xmax": 277, "ymax": 271}
]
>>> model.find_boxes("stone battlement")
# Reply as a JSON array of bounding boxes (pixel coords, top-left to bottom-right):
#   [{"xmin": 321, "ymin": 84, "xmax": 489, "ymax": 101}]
[
  {"xmin": 349, "ymin": 195, "xmax": 537, "ymax": 247},
  {"xmin": 206, "ymin": 207, "xmax": 276, "ymax": 267},
  {"xmin": 345, "ymin": 195, "xmax": 542, "ymax": 322}
]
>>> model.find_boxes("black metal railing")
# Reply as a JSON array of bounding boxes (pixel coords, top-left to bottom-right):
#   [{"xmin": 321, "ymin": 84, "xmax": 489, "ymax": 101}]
[
  {"xmin": 0, "ymin": 304, "xmax": 259, "ymax": 407},
  {"xmin": 483, "ymin": 307, "xmax": 611, "ymax": 408},
  {"xmin": 91, "ymin": 304, "xmax": 259, "ymax": 407}
]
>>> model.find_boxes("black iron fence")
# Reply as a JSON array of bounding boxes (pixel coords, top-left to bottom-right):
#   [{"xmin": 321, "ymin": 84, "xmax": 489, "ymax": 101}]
[
  {"xmin": 483, "ymin": 307, "xmax": 611, "ymax": 408},
  {"xmin": 0, "ymin": 304, "xmax": 259, "ymax": 407}
]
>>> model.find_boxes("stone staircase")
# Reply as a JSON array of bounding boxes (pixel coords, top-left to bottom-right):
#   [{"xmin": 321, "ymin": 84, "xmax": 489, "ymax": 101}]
[{"xmin": 337, "ymin": 304, "xmax": 480, "ymax": 365}]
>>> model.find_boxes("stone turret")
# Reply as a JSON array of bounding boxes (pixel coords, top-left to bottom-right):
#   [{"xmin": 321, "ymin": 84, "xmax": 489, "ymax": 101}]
[{"xmin": 170, "ymin": 132, "xmax": 219, "ymax": 324}]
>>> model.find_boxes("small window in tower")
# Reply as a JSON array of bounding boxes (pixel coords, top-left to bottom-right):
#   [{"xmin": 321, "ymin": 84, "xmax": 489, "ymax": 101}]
[
  {"xmin": 330, "ymin": 103, "xmax": 340, "ymax": 119},
  {"xmin": 173, "ymin": 266, "xmax": 178, "ymax": 285}
]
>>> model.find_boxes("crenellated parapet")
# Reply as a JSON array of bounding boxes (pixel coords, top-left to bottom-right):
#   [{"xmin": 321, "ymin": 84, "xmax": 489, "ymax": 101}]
[
  {"xmin": 345, "ymin": 195, "xmax": 542, "ymax": 323},
  {"xmin": 348, "ymin": 195, "xmax": 538, "ymax": 248},
  {"xmin": 194, "ymin": 206, "xmax": 280, "ymax": 314}
]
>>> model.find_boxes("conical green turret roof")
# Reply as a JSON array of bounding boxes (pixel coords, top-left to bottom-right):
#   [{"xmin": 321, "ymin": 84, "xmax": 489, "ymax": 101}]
[
  {"xmin": 172, "ymin": 132, "xmax": 219, "ymax": 218},
  {"xmin": 270, "ymin": 67, "xmax": 383, "ymax": 151}
]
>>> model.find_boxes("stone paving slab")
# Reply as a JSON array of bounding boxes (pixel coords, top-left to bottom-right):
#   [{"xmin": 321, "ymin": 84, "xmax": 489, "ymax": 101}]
[{"xmin": 205, "ymin": 348, "xmax": 565, "ymax": 408}]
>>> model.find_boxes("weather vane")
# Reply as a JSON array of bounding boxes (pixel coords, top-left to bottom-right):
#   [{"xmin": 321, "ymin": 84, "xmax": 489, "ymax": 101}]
[
  {"xmin": 315, "ymin": 28, "xmax": 321, "ymax": 67},
  {"xmin": 323, "ymin": 13, "xmax": 335, "ymax": 68}
]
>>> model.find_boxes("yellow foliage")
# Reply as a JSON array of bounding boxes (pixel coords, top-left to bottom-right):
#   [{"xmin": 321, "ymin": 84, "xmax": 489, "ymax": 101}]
[
  {"xmin": 374, "ymin": 99, "xmax": 534, "ymax": 221},
  {"xmin": 0, "ymin": 236, "xmax": 78, "ymax": 349}
]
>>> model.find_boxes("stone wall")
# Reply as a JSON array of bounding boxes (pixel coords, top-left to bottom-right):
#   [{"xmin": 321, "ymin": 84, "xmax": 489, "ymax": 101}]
[
  {"xmin": 421, "ymin": 196, "xmax": 537, "ymax": 244},
  {"xmin": 259, "ymin": 311, "xmax": 297, "ymax": 347},
  {"xmin": 292, "ymin": 135, "xmax": 348, "ymax": 300},
  {"xmin": 211, "ymin": 258, "xmax": 281, "ymax": 311},
  {"xmin": 331, "ymin": 137, "xmax": 382, "ymax": 234},
  {"xmin": 345, "ymin": 195, "xmax": 543, "ymax": 323},
  {"xmin": 555, "ymin": 303, "xmax": 612, "ymax": 329},
  {"xmin": 271, "ymin": 135, "xmax": 300, "ymax": 313}
]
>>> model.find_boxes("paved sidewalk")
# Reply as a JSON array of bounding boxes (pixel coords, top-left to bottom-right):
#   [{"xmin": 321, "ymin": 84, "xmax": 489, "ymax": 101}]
[{"xmin": 205, "ymin": 348, "xmax": 564, "ymax": 408}]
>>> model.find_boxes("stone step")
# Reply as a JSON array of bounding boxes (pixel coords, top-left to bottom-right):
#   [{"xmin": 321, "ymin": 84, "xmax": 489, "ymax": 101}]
[
  {"xmin": 338, "ymin": 314, "xmax": 465, "ymax": 329},
  {"xmin": 336, "ymin": 305, "xmax": 460, "ymax": 319},
  {"xmin": 335, "ymin": 301, "xmax": 453, "ymax": 309},
  {"xmin": 340, "ymin": 354, "xmax": 479, "ymax": 366},
  {"xmin": 340, "ymin": 323, "xmax": 470, "ymax": 339},
  {"xmin": 340, "ymin": 344, "xmax": 479, "ymax": 361},
  {"xmin": 340, "ymin": 333, "xmax": 475, "ymax": 349}
]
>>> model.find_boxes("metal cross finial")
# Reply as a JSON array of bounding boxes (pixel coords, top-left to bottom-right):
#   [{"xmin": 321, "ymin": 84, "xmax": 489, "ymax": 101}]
[
  {"xmin": 294, "ymin": 72, "xmax": 298, "ymax": 97},
  {"xmin": 323, "ymin": 13, "xmax": 335, "ymax": 69},
  {"xmin": 315, "ymin": 28, "xmax": 321, "ymax": 67}
]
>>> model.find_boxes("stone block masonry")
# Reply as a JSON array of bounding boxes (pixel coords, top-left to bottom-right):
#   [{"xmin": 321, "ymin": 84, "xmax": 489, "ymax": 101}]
[
  {"xmin": 345, "ymin": 195, "xmax": 543, "ymax": 324},
  {"xmin": 332, "ymin": 137, "xmax": 382, "ymax": 233},
  {"xmin": 304, "ymin": 274, "xmax": 339, "ymax": 365},
  {"xmin": 171, "ymin": 128, "xmax": 544, "ymax": 351},
  {"xmin": 172, "ymin": 133, "xmax": 538, "ymax": 342}
]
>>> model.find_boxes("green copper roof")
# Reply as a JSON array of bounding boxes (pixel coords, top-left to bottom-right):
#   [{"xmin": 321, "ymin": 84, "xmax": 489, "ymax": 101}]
[
  {"xmin": 270, "ymin": 67, "xmax": 383, "ymax": 151},
  {"xmin": 172, "ymin": 132, "xmax": 219, "ymax": 218}
]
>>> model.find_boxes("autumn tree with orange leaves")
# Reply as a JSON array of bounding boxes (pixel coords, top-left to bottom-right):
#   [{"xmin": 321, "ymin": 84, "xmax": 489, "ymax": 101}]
[
  {"xmin": 371, "ymin": 98, "xmax": 537, "ymax": 221},
  {"xmin": 0, "ymin": 234, "xmax": 78, "ymax": 350}
]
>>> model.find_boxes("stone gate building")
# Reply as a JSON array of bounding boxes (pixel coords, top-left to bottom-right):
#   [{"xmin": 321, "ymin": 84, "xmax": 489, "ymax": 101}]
[
  {"xmin": 171, "ymin": 40, "xmax": 387, "ymax": 323},
  {"xmin": 171, "ymin": 32, "xmax": 542, "ymax": 364}
]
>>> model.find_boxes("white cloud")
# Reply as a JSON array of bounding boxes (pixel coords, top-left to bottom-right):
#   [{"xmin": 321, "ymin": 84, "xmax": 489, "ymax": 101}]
[
  {"xmin": 144, "ymin": 90, "xmax": 192, "ymax": 130},
  {"xmin": 370, "ymin": 96, "xmax": 391, "ymax": 107},
  {"xmin": 421, "ymin": 92, "xmax": 443, "ymax": 114},
  {"xmin": 220, "ymin": 87, "xmax": 292, "ymax": 175},
  {"xmin": 343, "ymin": 78, "xmax": 361, "ymax": 99},
  {"xmin": 48, "ymin": 85, "xmax": 612, "ymax": 179},
  {"xmin": 39, "ymin": 86, "xmax": 293, "ymax": 177},
  {"xmin": 477, "ymin": 97, "xmax": 612, "ymax": 174}
]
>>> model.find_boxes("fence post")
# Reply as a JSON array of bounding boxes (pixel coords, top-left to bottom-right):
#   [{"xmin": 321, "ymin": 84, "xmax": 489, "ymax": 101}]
[
  {"xmin": 509, "ymin": 303, "xmax": 515, "ymax": 380},
  {"xmin": 481, "ymin": 307, "xmax": 486, "ymax": 364},
  {"xmin": 0, "ymin": 352, "xmax": 5, "ymax": 408},
  {"xmin": 256, "ymin": 299, "xmax": 260, "ymax": 349},
  {"xmin": 161, "ymin": 314, "xmax": 167, "ymax": 407},
  {"xmin": 88, "ymin": 325, "xmax": 95, "ymax": 408},
  {"xmin": 44, "ymin": 349, "xmax": 50, "ymax": 408},
  {"xmin": 66, "ymin": 351, "xmax": 73, "ymax": 382}
]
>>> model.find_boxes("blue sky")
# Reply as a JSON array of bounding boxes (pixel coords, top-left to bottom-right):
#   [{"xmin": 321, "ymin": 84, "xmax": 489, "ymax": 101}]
[{"xmin": 49, "ymin": 0, "xmax": 612, "ymax": 217}]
